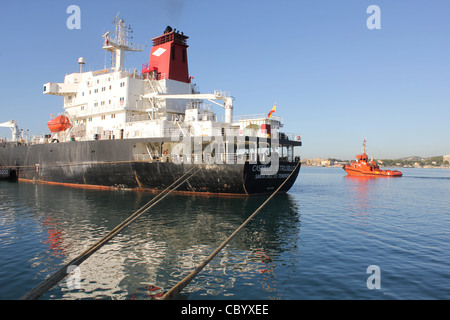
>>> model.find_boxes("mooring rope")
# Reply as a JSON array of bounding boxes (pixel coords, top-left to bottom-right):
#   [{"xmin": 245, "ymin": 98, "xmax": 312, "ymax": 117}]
[
  {"xmin": 19, "ymin": 165, "xmax": 202, "ymax": 300},
  {"xmin": 160, "ymin": 160, "xmax": 301, "ymax": 300}
]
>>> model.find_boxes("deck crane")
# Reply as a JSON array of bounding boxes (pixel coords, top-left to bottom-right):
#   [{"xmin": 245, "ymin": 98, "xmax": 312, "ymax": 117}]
[
  {"xmin": 141, "ymin": 90, "xmax": 234, "ymax": 123},
  {"xmin": 0, "ymin": 120, "xmax": 20, "ymax": 142}
]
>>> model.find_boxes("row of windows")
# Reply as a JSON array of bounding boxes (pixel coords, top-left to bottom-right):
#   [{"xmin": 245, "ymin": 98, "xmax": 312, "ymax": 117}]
[
  {"xmin": 100, "ymin": 114, "xmax": 116, "ymax": 120},
  {"xmin": 81, "ymin": 86, "xmax": 110, "ymax": 96},
  {"xmin": 80, "ymin": 81, "xmax": 126, "ymax": 96},
  {"xmin": 87, "ymin": 77, "xmax": 118, "ymax": 86},
  {"xmin": 76, "ymin": 113, "xmax": 117, "ymax": 124},
  {"xmin": 79, "ymin": 97, "xmax": 125, "ymax": 110}
]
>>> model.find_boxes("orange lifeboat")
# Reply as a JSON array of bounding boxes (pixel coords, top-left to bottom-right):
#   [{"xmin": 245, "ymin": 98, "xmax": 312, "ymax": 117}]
[
  {"xmin": 343, "ymin": 140, "xmax": 402, "ymax": 177},
  {"xmin": 47, "ymin": 115, "xmax": 71, "ymax": 133}
]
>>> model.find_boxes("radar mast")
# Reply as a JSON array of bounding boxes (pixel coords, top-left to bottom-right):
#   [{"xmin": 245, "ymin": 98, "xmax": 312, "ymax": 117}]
[{"xmin": 102, "ymin": 16, "xmax": 144, "ymax": 72}]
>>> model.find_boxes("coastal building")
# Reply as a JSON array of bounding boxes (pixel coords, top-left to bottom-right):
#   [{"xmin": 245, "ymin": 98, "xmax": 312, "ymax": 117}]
[{"xmin": 443, "ymin": 155, "xmax": 450, "ymax": 164}]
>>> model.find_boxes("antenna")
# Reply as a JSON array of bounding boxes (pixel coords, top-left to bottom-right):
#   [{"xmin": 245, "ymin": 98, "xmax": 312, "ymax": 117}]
[
  {"xmin": 78, "ymin": 57, "xmax": 85, "ymax": 73},
  {"xmin": 102, "ymin": 16, "xmax": 145, "ymax": 72}
]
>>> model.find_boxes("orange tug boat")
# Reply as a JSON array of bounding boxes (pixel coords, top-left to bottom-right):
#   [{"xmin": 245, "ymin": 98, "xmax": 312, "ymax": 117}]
[{"xmin": 343, "ymin": 140, "xmax": 402, "ymax": 177}]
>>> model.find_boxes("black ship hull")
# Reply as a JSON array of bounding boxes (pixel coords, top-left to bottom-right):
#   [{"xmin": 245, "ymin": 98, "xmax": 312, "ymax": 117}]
[{"xmin": 0, "ymin": 138, "xmax": 300, "ymax": 195}]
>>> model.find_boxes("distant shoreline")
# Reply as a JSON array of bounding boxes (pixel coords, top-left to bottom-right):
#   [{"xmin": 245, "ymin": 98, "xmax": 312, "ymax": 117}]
[
  {"xmin": 301, "ymin": 164, "xmax": 450, "ymax": 169},
  {"xmin": 301, "ymin": 155, "xmax": 450, "ymax": 169}
]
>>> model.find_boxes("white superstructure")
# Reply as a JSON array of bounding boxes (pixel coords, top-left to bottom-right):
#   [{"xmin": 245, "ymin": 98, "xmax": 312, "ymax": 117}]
[{"xmin": 41, "ymin": 19, "xmax": 286, "ymax": 145}]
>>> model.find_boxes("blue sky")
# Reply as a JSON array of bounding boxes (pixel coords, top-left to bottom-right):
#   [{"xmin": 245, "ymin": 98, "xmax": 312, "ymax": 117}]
[{"xmin": 0, "ymin": 0, "xmax": 449, "ymax": 159}]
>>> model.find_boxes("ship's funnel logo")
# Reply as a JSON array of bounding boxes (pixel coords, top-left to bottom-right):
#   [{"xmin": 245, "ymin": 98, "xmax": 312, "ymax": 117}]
[{"xmin": 152, "ymin": 48, "xmax": 167, "ymax": 57}]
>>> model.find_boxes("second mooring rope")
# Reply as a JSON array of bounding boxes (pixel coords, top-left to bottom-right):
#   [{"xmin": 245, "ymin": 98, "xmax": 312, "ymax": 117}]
[
  {"xmin": 160, "ymin": 161, "xmax": 300, "ymax": 300},
  {"xmin": 20, "ymin": 165, "xmax": 202, "ymax": 300}
]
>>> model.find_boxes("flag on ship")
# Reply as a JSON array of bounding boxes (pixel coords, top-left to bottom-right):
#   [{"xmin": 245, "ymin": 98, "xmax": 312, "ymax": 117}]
[{"xmin": 268, "ymin": 103, "xmax": 277, "ymax": 118}]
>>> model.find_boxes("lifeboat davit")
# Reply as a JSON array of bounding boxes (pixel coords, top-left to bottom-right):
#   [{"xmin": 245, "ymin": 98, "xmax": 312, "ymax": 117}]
[
  {"xmin": 47, "ymin": 115, "xmax": 71, "ymax": 133},
  {"xmin": 343, "ymin": 140, "xmax": 402, "ymax": 177}
]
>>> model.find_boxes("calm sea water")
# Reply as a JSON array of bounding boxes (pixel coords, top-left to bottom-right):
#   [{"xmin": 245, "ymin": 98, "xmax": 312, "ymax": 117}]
[{"xmin": 1, "ymin": 166, "xmax": 449, "ymax": 300}]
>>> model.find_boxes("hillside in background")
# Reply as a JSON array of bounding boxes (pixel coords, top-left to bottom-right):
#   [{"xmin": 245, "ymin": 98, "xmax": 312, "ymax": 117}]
[
  {"xmin": 303, "ymin": 156, "xmax": 449, "ymax": 168},
  {"xmin": 378, "ymin": 156, "xmax": 447, "ymax": 168}
]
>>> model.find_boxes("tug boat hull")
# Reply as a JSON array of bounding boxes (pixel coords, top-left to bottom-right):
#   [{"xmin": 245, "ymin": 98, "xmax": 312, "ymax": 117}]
[
  {"xmin": 343, "ymin": 166, "xmax": 402, "ymax": 177},
  {"xmin": 343, "ymin": 140, "xmax": 402, "ymax": 177}
]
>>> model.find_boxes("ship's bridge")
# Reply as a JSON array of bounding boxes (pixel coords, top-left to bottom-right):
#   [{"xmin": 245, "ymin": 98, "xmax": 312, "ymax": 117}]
[{"xmin": 232, "ymin": 114, "xmax": 283, "ymax": 139}]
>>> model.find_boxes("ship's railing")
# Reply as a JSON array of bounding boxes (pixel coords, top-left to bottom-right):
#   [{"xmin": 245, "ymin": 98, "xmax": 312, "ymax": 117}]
[
  {"xmin": 133, "ymin": 152, "xmax": 300, "ymax": 164},
  {"xmin": 159, "ymin": 128, "xmax": 300, "ymax": 140},
  {"xmin": 140, "ymin": 65, "xmax": 169, "ymax": 81},
  {"xmin": 232, "ymin": 114, "xmax": 283, "ymax": 124},
  {"xmin": 279, "ymin": 132, "xmax": 302, "ymax": 142},
  {"xmin": 124, "ymin": 69, "xmax": 144, "ymax": 79},
  {"xmin": 126, "ymin": 113, "xmax": 152, "ymax": 122},
  {"xmin": 131, "ymin": 152, "xmax": 296, "ymax": 164},
  {"xmin": 20, "ymin": 129, "xmax": 301, "ymax": 145},
  {"xmin": 185, "ymin": 101, "xmax": 215, "ymax": 111}
]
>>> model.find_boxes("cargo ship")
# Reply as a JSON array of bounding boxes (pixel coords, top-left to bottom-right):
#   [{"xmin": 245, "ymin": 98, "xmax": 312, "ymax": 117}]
[
  {"xmin": 0, "ymin": 19, "xmax": 302, "ymax": 195},
  {"xmin": 343, "ymin": 140, "xmax": 402, "ymax": 177}
]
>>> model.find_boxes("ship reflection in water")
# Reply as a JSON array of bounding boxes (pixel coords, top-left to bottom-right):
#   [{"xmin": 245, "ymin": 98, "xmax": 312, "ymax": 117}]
[
  {"xmin": 19, "ymin": 183, "xmax": 301, "ymax": 299},
  {"xmin": 343, "ymin": 175, "xmax": 378, "ymax": 229}
]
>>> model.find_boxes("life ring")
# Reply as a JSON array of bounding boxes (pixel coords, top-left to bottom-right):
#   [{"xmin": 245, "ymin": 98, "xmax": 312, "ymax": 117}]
[
  {"xmin": 296, "ymin": 135, "xmax": 301, "ymax": 141},
  {"xmin": 163, "ymin": 149, "xmax": 168, "ymax": 155}
]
